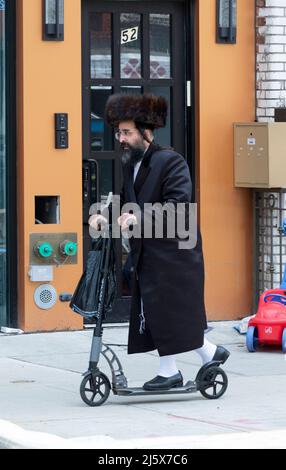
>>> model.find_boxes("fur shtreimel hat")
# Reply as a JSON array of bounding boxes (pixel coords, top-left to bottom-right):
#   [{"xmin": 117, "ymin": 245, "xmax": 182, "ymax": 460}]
[{"xmin": 105, "ymin": 93, "xmax": 168, "ymax": 129}]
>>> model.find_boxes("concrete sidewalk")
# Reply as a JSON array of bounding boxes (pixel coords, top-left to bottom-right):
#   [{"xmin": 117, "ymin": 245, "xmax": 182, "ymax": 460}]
[{"xmin": 0, "ymin": 321, "xmax": 286, "ymax": 449}]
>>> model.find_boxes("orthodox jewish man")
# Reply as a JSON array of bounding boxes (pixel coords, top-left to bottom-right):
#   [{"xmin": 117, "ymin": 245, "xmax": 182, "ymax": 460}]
[{"xmin": 89, "ymin": 93, "xmax": 230, "ymax": 390}]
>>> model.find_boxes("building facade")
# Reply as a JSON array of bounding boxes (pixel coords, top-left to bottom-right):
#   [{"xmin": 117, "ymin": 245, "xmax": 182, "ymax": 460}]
[{"xmin": 1, "ymin": 0, "xmax": 256, "ymax": 332}]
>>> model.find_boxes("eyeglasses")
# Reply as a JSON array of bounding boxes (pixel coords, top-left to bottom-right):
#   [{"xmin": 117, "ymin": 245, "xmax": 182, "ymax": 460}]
[{"xmin": 115, "ymin": 128, "xmax": 138, "ymax": 140}]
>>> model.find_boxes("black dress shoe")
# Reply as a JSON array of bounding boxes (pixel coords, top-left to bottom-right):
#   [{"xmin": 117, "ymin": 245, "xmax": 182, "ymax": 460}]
[
  {"xmin": 143, "ymin": 371, "xmax": 183, "ymax": 391},
  {"xmin": 212, "ymin": 345, "xmax": 230, "ymax": 364}
]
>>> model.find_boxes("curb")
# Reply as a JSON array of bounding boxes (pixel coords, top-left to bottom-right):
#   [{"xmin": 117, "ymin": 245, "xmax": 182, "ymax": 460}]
[{"xmin": 0, "ymin": 420, "xmax": 286, "ymax": 449}]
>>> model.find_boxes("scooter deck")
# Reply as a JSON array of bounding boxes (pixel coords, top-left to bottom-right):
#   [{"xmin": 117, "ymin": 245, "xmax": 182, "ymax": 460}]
[{"xmin": 115, "ymin": 380, "xmax": 197, "ymax": 396}]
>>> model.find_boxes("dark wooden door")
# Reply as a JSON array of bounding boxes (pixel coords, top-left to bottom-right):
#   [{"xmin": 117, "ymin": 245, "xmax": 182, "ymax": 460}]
[{"xmin": 82, "ymin": 0, "xmax": 189, "ymax": 322}]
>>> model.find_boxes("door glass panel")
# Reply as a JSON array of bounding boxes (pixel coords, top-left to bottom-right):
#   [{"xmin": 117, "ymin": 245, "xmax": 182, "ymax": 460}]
[
  {"xmin": 97, "ymin": 159, "xmax": 114, "ymax": 204},
  {"xmin": 150, "ymin": 14, "xmax": 171, "ymax": 79},
  {"xmin": 149, "ymin": 87, "xmax": 171, "ymax": 147},
  {"xmin": 91, "ymin": 86, "xmax": 113, "ymax": 151},
  {"xmin": 0, "ymin": 2, "xmax": 6, "ymax": 326},
  {"xmin": 120, "ymin": 13, "xmax": 142, "ymax": 79},
  {"xmin": 120, "ymin": 85, "xmax": 142, "ymax": 95},
  {"xmin": 90, "ymin": 12, "xmax": 112, "ymax": 79}
]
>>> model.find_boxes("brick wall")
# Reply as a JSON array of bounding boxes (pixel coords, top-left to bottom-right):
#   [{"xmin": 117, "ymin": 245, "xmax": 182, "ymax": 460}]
[
  {"xmin": 256, "ymin": 0, "xmax": 286, "ymax": 121},
  {"xmin": 255, "ymin": 2, "xmax": 286, "ymax": 299}
]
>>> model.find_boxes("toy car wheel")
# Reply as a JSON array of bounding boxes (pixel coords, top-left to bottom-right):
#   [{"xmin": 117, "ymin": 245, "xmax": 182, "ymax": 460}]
[
  {"xmin": 80, "ymin": 372, "xmax": 111, "ymax": 407},
  {"xmin": 246, "ymin": 326, "xmax": 259, "ymax": 352},
  {"xmin": 282, "ymin": 328, "xmax": 286, "ymax": 354},
  {"xmin": 199, "ymin": 366, "xmax": 228, "ymax": 400}
]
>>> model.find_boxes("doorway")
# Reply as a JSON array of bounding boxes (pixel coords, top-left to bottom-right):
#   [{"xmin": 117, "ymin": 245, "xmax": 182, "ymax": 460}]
[{"xmin": 82, "ymin": 0, "xmax": 194, "ymax": 322}]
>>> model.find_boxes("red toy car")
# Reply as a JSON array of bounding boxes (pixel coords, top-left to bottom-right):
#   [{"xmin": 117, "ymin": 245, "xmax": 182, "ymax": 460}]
[{"xmin": 246, "ymin": 288, "xmax": 286, "ymax": 353}]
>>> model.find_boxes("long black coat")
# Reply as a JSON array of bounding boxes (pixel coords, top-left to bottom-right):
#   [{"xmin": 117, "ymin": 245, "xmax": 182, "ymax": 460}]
[{"xmin": 121, "ymin": 143, "xmax": 207, "ymax": 356}]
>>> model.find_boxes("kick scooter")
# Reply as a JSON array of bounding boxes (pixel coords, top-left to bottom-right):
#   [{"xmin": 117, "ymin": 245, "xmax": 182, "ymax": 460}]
[{"xmin": 79, "ymin": 226, "xmax": 228, "ymax": 406}]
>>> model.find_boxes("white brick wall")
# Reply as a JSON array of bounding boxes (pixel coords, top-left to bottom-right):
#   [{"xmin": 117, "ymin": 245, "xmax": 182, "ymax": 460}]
[
  {"xmin": 265, "ymin": 0, "xmax": 286, "ymax": 7},
  {"xmin": 259, "ymin": 8, "xmax": 284, "ymax": 16},
  {"xmin": 257, "ymin": 2, "xmax": 286, "ymax": 120}
]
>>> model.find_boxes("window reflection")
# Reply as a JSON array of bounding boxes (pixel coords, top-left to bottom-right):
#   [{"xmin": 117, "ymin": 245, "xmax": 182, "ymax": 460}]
[
  {"xmin": 120, "ymin": 86, "xmax": 142, "ymax": 95},
  {"xmin": 150, "ymin": 14, "xmax": 171, "ymax": 79},
  {"xmin": 91, "ymin": 86, "xmax": 113, "ymax": 151},
  {"xmin": 97, "ymin": 159, "xmax": 114, "ymax": 204},
  {"xmin": 90, "ymin": 12, "xmax": 112, "ymax": 79},
  {"xmin": 150, "ymin": 87, "xmax": 171, "ymax": 147},
  {"xmin": 120, "ymin": 13, "xmax": 142, "ymax": 79}
]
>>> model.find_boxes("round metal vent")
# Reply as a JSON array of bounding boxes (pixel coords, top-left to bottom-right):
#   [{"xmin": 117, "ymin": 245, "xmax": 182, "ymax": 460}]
[{"xmin": 34, "ymin": 284, "xmax": 57, "ymax": 310}]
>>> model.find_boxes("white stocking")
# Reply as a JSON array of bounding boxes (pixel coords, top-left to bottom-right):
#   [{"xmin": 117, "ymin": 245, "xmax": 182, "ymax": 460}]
[
  {"xmin": 158, "ymin": 355, "xmax": 179, "ymax": 377},
  {"xmin": 195, "ymin": 337, "xmax": 217, "ymax": 365}
]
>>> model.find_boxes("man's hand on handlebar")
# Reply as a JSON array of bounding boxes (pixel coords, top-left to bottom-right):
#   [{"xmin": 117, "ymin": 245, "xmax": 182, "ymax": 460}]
[
  {"xmin": 88, "ymin": 214, "xmax": 108, "ymax": 231},
  {"xmin": 117, "ymin": 213, "xmax": 138, "ymax": 231},
  {"xmin": 88, "ymin": 212, "xmax": 138, "ymax": 233}
]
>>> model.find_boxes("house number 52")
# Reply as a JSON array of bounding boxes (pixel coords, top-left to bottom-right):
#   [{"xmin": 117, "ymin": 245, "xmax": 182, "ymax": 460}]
[{"xmin": 121, "ymin": 27, "xmax": 139, "ymax": 44}]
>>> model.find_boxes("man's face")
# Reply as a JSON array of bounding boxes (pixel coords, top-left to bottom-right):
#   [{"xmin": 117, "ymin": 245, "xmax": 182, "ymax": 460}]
[{"xmin": 117, "ymin": 121, "xmax": 147, "ymax": 165}]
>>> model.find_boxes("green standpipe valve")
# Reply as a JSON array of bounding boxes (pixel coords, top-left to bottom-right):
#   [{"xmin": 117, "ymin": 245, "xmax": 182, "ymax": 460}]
[
  {"xmin": 60, "ymin": 240, "xmax": 77, "ymax": 257},
  {"xmin": 34, "ymin": 242, "xmax": 54, "ymax": 258}
]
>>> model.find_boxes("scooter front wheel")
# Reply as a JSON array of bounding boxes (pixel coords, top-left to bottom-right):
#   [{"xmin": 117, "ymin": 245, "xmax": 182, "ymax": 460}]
[
  {"xmin": 80, "ymin": 372, "xmax": 111, "ymax": 407},
  {"xmin": 199, "ymin": 366, "xmax": 228, "ymax": 400}
]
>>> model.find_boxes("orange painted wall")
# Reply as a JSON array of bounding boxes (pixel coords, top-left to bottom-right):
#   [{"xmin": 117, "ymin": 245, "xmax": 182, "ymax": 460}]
[
  {"xmin": 198, "ymin": 0, "xmax": 255, "ymax": 320},
  {"xmin": 17, "ymin": 0, "xmax": 83, "ymax": 331}
]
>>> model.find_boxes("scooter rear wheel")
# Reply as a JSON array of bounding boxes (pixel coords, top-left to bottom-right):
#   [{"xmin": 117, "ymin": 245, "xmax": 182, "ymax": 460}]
[
  {"xmin": 80, "ymin": 372, "xmax": 111, "ymax": 406},
  {"xmin": 199, "ymin": 366, "xmax": 228, "ymax": 399}
]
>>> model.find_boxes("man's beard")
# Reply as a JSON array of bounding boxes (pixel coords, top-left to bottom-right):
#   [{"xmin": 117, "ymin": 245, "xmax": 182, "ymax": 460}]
[{"xmin": 121, "ymin": 143, "xmax": 145, "ymax": 165}]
